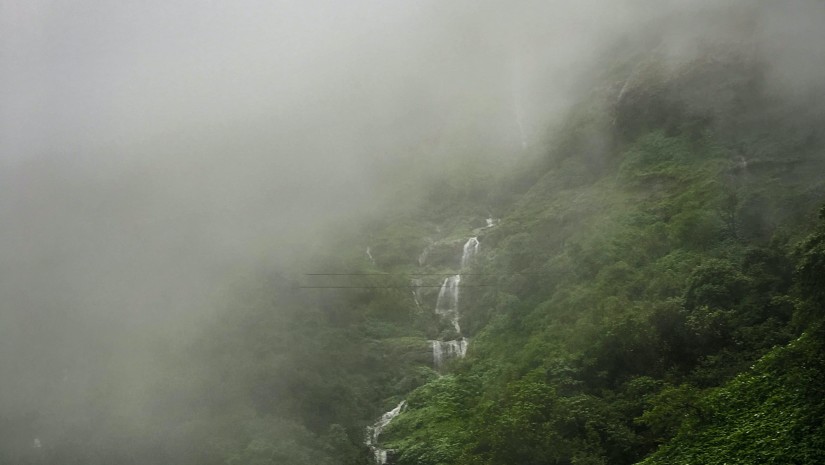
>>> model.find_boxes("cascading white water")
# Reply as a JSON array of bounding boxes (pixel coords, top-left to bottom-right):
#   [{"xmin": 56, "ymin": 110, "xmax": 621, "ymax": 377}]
[
  {"xmin": 418, "ymin": 243, "xmax": 432, "ymax": 267},
  {"xmin": 367, "ymin": 236, "xmax": 484, "ymax": 461},
  {"xmin": 435, "ymin": 275, "xmax": 461, "ymax": 333},
  {"xmin": 431, "ymin": 338, "xmax": 468, "ymax": 369},
  {"xmin": 430, "ymin": 274, "xmax": 465, "ymax": 365},
  {"xmin": 430, "ymin": 236, "xmax": 483, "ymax": 368},
  {"xmin": 461, "ymin": 237, "xmax": 480, "ymax": 268},
  {"xmin": 431, "ymin": 339, "xmax": 443, "ymax": 368},
  {"xmin": 511, "ymin": 55, "xmax": 528, "ymax": 150},
  {"xmin": 366, "ymin": 401, "xmax": 406, "ymax": 465},
  {"xmin": 410, "ymin": 278, "xmax": 423, "ymax": 310},
  {"xmin": 435, "ymin": 275, "xmax": 460, "ymax": 314}
]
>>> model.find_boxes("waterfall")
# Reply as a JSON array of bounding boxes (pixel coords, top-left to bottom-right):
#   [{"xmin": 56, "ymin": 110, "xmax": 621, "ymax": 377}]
[
  {"xmin": 366, "ymin": 401, "xmax": 406, "ymax": 464},
  {"xmin": 431, "ymin": 340, "xmax": 443, "ymax": 368},
  {"xmin": 366, "ymin": 247, "xmax": 375, "ymax": 264},
  {"xmin": 364, "ymin": 239, "xmax": 467, "ymax": 461},
  {"xmin": 418, "ymin": 243, "xmax": 432, "ymax": 267},
  {"xmin": 431, "ymin": 339, "xmax": 468, "ymax": 369},
  {"xmin": 435, "ymin": 275, "xmax": 461, "ymax": 314},
  {"xmin": 366, "ymin": 235, "xmax": 484, "ymax": 462},
  {"xmin": 510, "ymin": 55, "xmax": 528, "ymax": 150},
  {"xmin": 430, "ymin": 274, "xmax": 466, "ymax": 366},
  {"xmin": 461, "ymin": 237, "xmax": 479, "ymax": 268},
  {"xmin": 435, "ymin": 275, "xmax": 461, "ymax": 333},
  {"xmin": 510, "ymin": 60, "xmax": 528, "ymax": 150},
  {"xmin": 430, "ymin": 236, "xmax": 482, "ymax": 368},
  {"xmin": 410, "ymin": 278, "xmax": 423, "ymax": 310}
]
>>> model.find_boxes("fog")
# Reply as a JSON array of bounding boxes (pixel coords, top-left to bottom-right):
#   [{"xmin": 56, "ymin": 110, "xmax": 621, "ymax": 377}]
[
  {"xmin": 1, "ymin": 0, "xmax": 654, "ymax": 357},
  {"xmin": 1, "ymin": 0, "xmax": 824, "ymax": 461}
]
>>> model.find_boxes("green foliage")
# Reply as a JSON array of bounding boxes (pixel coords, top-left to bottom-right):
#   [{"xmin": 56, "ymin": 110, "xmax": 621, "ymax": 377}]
[
  {"xmin": 635, "ymin": 383, "xmax": 703, "ymax": 442},
  {"xmin": 640, "ymin": 329, "xmax": 825, "ymax": 465},
  {"xmin": 224, "ymin": 418, "xmax": 334, "ymax": 465},
  {"xmin": 618, "ymin": 130, "xmax": 696, "ymax": 184},
  {"xmin": 684, "ymin": 259, "xmax": 748, "ymax": 310},
  {"xmin": 382, "ymin": 375, "xmax": 477, "ymax": 465},
  {"xmin": 468, "ymin": 379, "xmax": 569, "ymax": 465}
]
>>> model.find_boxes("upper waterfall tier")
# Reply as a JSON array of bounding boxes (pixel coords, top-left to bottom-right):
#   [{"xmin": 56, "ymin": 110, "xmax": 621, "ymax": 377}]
[
  {"xmin": 435, "ymin": 275, "xmax": 461, "ymax": 333},
  {"xmin": 461, "ymin": 237, "xmax": 480, "ymax": 268}
]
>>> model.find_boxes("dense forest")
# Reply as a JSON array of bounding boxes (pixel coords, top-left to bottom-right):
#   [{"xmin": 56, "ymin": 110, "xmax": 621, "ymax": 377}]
[
  {"xmin": 3, "ymin": 2, "xmax": 825, "ymax": 465},
  {"xmin": 371, "ymin": 41, "xmax": 825, "ymax": 464}
]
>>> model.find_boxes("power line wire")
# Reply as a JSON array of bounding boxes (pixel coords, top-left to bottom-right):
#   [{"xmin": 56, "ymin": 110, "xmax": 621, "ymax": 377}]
[
  {"xmin": 304, "ymin": 272, "xmax": 548, "ymax": 276},
  {"xmin": 305, "ymin": 272, "xmax": 496, "ymax": 276},
  {"xmin": 299, "ymin": 285, "xmax": 494, "ymax": 289}
]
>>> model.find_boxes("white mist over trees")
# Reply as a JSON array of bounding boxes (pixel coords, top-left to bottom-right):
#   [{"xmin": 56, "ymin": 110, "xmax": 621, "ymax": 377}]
[{"xmin": 1, "ymin": 0, "xmax": 824, "ymax": 463}]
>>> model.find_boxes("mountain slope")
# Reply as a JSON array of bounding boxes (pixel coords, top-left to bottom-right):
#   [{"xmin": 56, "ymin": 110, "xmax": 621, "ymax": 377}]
[
  {"xmin": 373, "ymin": 45, "xmax": 825, "ymax": 465},
  {"xmin": 51, "ymin": 19, "xmax": 824, "ymax": 465}
]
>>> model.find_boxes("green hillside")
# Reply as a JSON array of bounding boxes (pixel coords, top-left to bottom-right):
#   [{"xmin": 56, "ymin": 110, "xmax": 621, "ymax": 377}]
[{"xmin": 365, "ymin": 47, "xmax": 825, "ymax": 465}]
